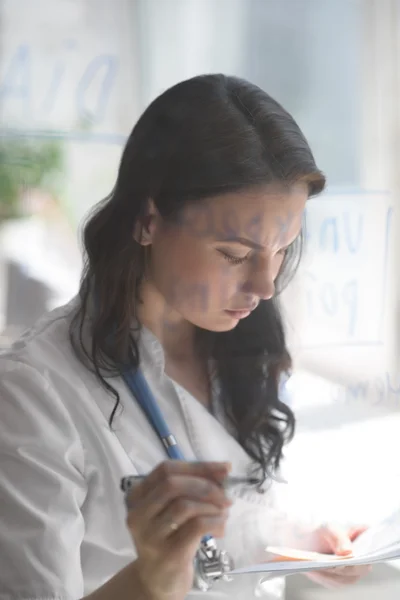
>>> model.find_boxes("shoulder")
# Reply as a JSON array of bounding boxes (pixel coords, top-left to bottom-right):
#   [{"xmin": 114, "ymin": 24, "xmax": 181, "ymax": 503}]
[
  {"xmin": 0, "ymin": 297, "xmax": 93, "ymax": 444},
  {"xmin": 1, "ymin": 296, "xmax": 77, "ymax": 370},
  {"xmin": 0, "ymin": 296, "xmax": 94, "ymax": 395},
  {"xmin": 0, "ymin": 299, "xmax": 89, "ymax": 476}
]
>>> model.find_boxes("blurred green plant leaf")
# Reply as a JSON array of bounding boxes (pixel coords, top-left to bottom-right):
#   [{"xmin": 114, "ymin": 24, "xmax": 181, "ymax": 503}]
[{"xmin": 0, "ymin": 137, "xmax": 64, "ymax": 222}]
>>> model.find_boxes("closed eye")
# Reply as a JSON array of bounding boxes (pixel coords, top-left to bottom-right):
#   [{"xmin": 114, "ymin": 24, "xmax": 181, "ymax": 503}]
[
  {"xmin": 218, "ymin": 239, "xmax": 292, "ymax": 266},
  {"xmin": 218, "ymin": 250, "xmax": 249, "ymax": 265}
]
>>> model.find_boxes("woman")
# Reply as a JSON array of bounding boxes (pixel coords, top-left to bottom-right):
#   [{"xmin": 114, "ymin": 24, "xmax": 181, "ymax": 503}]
[{"xmin": 0, "ymin": 74, "xmax": 371, "ymax": 600}]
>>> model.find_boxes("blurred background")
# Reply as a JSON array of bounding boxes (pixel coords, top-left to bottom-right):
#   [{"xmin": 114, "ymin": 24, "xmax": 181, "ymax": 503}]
[{"xmin": 1, "ymin": 0, "xmax": 400, "ymax": 597}]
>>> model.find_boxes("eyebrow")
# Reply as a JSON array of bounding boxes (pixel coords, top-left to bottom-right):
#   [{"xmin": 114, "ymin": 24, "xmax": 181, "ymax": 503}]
[
  {"xmin": 216, "ymin": 235, "xmax": 297, "ymax": 251},
  {"xmin": 215, "ymin": 236, "xmax": 265, "ymax": 250}
]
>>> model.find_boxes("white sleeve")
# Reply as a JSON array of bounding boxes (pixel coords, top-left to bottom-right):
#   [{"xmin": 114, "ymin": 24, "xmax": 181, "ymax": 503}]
[{"xmin": 0, "ymin": 359, "xmax": 87, "ymax": 600}]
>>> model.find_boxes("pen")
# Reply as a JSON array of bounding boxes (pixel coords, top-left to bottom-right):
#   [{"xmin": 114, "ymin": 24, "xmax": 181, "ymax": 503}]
[{"xmin": 120, "ymin": 474, "xmax": 261, "ymax": 493}]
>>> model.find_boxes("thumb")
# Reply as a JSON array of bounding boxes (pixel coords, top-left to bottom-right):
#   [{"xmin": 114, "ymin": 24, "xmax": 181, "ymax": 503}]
[
  {"xmin": 321, "ymin": 525, "xmax": 353, "ymax": 556},
  {"xmin": 348, "ymin": 525, "xmax": 368, "ymax": 541}
]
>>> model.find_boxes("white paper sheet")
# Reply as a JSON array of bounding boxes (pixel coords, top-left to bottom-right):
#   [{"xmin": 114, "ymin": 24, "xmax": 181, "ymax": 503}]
[{"xmin": 230, "ymin": 508, "xmax": 400, "ymax": 576}]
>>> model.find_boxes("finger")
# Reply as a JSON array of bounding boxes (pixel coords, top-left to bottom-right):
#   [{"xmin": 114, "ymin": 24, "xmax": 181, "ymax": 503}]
[
  {"xmin": 143, "ymin": 498, "xmax": 229, "ymax": 544},
  {"xmin": 128, "ymin": 460, "xmax": 231, "ymax": 505},
  {"xmin": 308, "ymin": 564, "xmax": 372, "ymax": 589},
  {"xmin": 321, "ymin": 525, "xmax": 353, "ymax": 555},
  {"xmin": 148, "ymin": 472, "xmax": 231, "ymax": 515},
  {"xmin": 166, "ymin": 511, "xmax": 229, "ymax": 560},
  {"xmin": 145, "ymin": 460, "xmax": 232, "ymax": 493},
  {"xmin": 306, "ymin": 570, "xmax": 360, "ymax": 589},
  {"xmin": 348, "ymin": 525, "xmax": 369, "ymax": 541},
  {"xmin": 325, "ymin": 565, "xmax": 372, "ymax": 578},
  {"xmin": 127, "ymin": 474, "xmax": 232, "ymax": 535}
]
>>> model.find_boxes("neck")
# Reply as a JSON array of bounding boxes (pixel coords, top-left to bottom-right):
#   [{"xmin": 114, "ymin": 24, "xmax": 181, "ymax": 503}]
[{"xmin": 137, "ymin": 280, "xmax": 196, "ymax": 361}]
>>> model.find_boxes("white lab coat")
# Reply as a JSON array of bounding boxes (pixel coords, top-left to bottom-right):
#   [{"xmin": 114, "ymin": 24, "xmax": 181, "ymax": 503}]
[{"xmin": 0, "ymin": 298, "xmax": 306, "ymax": 600}]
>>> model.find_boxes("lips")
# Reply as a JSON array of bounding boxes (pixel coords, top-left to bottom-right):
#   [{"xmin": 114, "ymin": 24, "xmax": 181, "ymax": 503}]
[
  {"xmin": 227, "ymin": 302, "xmax": 258, "ymax": 312},
  {"xmin": 224, "ymin": 307, "xmax": 255, "ymax": 320}
]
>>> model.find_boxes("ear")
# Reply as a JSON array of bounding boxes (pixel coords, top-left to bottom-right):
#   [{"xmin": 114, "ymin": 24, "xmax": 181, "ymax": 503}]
[{"xmin": 133, "ymin": 199, "xmax": 159, "ymax": 246}]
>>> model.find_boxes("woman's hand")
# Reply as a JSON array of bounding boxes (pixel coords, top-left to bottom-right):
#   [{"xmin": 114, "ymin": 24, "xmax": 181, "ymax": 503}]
[
  {"xmin": 304, "ymin": 524, "xmax": 372, "ymax": 589},
  {"xmin": 126, "ymin": 460, "xmax": 232, "ymax": 600}
]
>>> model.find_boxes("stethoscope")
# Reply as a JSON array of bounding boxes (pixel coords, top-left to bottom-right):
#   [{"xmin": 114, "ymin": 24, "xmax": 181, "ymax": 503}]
[{"xmin": 120, "ymin": 366, "xmax": 235, "ymax": 591}]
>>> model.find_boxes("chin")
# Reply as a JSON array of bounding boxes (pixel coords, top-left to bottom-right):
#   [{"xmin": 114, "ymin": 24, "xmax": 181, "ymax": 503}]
[
  {"xmin": 206, "ymin": 322, "xmax": 239, "ymax": 332},
  {"xmin": 194, "ymin": 315, "xmax": 242, "ymax": 333}
]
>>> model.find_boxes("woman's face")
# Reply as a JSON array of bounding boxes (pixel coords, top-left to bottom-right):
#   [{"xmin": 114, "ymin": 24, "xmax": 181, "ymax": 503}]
[{"xmin": 144, "ymin": 183, "xmax": 308, "ymax": 332}]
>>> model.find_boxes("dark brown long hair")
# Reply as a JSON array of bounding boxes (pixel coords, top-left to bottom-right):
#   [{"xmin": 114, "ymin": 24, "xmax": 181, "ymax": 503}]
[{"xmin": 70, "ymin": 74, "xmax": 325, "ymax": 483}]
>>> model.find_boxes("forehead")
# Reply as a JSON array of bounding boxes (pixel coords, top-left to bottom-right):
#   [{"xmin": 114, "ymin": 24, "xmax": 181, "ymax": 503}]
[{"xmin": 180, "ymin": 183, "xmax": 308, "ymax": 246}]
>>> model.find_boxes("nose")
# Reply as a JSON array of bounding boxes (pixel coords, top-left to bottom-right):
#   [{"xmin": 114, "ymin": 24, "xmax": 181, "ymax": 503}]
[
  {"xmin": 241, "ymin": 255, "xmax": 276, "ymax": 300},
  {"xmin": 241, "ymin": 271, "xmax": 275, "ymax": 301}
]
